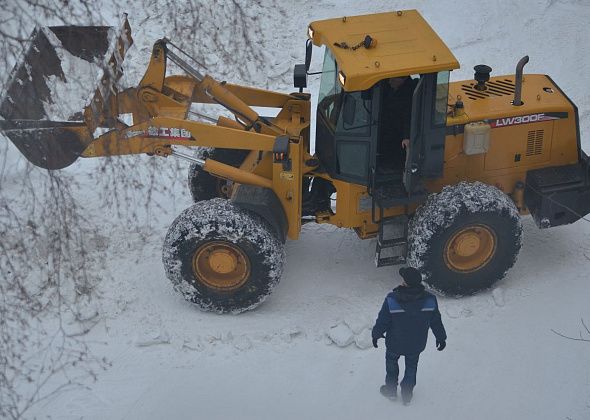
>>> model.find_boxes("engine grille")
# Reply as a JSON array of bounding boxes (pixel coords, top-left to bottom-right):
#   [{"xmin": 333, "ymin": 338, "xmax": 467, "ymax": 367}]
[
  {"xmin": 526, "ymin": 130, "xmax": 544, "ymax": 156},
  {"xmin": 461, "ymin": 79, "xmax": 516, "ymax": 100}
]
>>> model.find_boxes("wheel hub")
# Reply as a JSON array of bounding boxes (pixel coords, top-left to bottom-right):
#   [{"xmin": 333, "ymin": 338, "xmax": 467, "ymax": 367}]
[
  {"xmin": 454, "ymin": 232, "xmax": 481, "ymax": 257},
  {"xmin": 208, "ymin": 249, "xmax": 238, "ymax": 274},
  {"xmin": 444, "ymin": 224, "xmax": 497, "ymax": 273},
  {"xmin": 192, "ymin": 241, "xmax": 250, "ymax": 291}
]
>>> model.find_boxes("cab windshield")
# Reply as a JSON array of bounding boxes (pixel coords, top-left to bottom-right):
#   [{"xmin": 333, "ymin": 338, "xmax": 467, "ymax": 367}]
[{"xmin": 317, "ymin": 49, "xmax": 342, "ymax": 128}]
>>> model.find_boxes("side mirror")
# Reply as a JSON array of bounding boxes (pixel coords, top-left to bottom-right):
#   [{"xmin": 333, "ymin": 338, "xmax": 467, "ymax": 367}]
[
  {"xmin": 305, "ymin": 39, "xmax": 313, "ymax": 71},
  {"xmin": 342, "ymin": 95, "xmax": 356, "ymax": 126},
  {"xmin": 294, "ymin": 64, "xmax": 307, "ymax": 90}
]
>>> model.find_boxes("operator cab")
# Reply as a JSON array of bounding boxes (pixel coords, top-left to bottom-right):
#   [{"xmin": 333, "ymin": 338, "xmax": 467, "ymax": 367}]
[
  {"xmin": 303, "ymin": 10, "xmax": 459, "ymax": 207},
  {"xmin": 313, "ymin": 48, "xmax": 451, "ymax": 204}
]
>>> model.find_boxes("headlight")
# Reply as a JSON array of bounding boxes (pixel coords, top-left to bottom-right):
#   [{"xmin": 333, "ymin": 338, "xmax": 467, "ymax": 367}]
[
  {"xmin": 338, "ymin": 71, "xmax": 346, "ymax": 86},
  {"xmin": 308, "ymin": 26, "xmax": 314, "ymax": 39}
]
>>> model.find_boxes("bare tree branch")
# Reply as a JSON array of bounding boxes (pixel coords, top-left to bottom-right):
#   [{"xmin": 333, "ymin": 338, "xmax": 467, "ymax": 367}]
[
  {"xmin": 551, "ymin": 318, "xmax": 590, "ymax": 343},
  {"xmin": 0, "ymin": 1, "xmax": 282, "ymax": 418}
]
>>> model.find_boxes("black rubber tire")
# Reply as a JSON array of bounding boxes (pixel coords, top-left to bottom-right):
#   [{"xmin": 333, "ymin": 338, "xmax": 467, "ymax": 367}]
[
  {"xmin": 188, "ymin": 148, "xmax": 249, "ymax": 202},
  {"xmin": 162, "ymin": 198, "xmax": 285, "ymax": 313},
  {"xmin": 407, "ymin": 181, "xmax": 522, "ymax": 296}
]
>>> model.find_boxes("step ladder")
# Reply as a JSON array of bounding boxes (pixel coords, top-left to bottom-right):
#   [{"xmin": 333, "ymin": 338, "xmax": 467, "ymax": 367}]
[
  {"xmin": 368, "ymin": 169, "xmax": 427, "ymax": 267},
  {"xmin": 374, "ymin": 213, "xmax": 409, "ymax": 267}
]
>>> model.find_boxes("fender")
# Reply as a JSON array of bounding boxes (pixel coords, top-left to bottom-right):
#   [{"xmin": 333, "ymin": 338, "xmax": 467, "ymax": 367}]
[
  {"xmin": 231, "ymin": 185, "xmax": 288, "ymax": 243},
  {"xmin": 524, "ymin": 160, "xmax": 590, "ymax": 229}
]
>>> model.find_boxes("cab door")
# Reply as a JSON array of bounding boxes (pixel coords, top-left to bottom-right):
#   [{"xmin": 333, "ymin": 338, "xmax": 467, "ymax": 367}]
[
  {"xmin": 403, "ymin": 76, "xmax": 426, "ymax": 194},
  {"xmin": 332, "ymin": 90, "xmax": 376, "ymax": 186},
  {"xmin": 404, "ymin": 72, "xmax": 450, "ymax": 194}
]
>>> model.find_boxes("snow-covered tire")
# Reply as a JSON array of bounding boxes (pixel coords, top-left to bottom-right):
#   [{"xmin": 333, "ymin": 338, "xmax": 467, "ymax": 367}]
[
  {"xmin": 407, "ymin": 181, "xmax": 522, "ymax": 295},
  {"xmin": 162, "ymin": 198, "xmax": 285, "ymax": 313},
  {"xmin": 188, "ymin": 148, "xmax": 249, "ymax": 202}
]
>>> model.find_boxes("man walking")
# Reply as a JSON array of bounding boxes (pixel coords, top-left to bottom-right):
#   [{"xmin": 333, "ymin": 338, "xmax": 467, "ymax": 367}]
[{"xmin": 372, "ymin": 267, "xmax": 447, "ymax": 405}]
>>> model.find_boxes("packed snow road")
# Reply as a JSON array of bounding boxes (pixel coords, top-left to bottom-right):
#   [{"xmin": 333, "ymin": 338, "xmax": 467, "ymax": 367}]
[{"xmin": 28, "ymin": 217, "xmax": 590, "ymax": 419}]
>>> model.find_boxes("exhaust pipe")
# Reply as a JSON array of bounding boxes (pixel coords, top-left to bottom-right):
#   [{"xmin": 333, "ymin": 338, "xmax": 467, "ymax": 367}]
[{"xmin": 513, "ymin": 56, "xmax": 529, "ymax": 106}]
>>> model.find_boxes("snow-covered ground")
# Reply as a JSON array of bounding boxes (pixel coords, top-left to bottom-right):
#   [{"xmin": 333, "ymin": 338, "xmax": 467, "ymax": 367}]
[
  {"xmin": 4, "ymin": 0, "xmax": 590, "ymax": 419},
  {"xmin": 30, "ymin": 219, "xmax": 590, "ymax": 420}
]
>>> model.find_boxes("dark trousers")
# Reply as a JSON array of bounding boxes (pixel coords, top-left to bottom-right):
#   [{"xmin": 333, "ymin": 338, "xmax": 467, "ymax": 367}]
[{"xmin": 385, "ymin": 352, "xmax": 420, "ymax": 392}]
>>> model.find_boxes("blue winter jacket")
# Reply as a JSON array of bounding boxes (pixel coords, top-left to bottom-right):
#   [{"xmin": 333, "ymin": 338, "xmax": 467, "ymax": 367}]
[{"xmin": 372, "ymin": 285, "xmax": 446, "ymax": 355}]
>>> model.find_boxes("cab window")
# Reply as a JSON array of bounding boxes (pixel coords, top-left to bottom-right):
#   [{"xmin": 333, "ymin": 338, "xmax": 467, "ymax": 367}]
[
  {"xmin": 317, "ymin": 50, "xmax": 343, "ymax": 128},
  {"xmin": 336, "ymin": 91, "xmax": 372, "ymax": 136},
  {"xmin": 433, "ymin": 71, "xmax": 450, "ymax": 126}
]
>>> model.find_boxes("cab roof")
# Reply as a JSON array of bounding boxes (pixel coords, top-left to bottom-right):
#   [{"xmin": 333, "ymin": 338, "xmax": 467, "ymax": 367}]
[{"xmin": 309, "ymin": 10, "xmax": 460, "ymax": 91}]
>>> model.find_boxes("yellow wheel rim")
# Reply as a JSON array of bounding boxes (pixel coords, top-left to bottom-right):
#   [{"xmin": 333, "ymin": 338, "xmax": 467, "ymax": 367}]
[
  {"xmin": 192, "ymin": 241, "xmax": 250, "ymax": 291},
  {"xmin": 444, "ymin": 224, "xmax": 497, "ymax": 273}
]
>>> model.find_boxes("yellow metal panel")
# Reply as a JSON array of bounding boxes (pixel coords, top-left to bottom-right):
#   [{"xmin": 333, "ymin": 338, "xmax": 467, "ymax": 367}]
[
  {"xmin": 191, "ymin": 80, "xmax": 293, "ymax": 108},
  {"xmin": 273, "ymin": 99, "xmax": 311, "ymax": 138},
  {"xmin": 273, "ymin": 141, "xmax": 302, "ymax": 240},
  {"xmin": 240, "ymin": 150, "xmax": 273, "ymax": 178},
  {"xmin": 448, "ymin": 74, "xmax": 579, "ymax": 172},
  {"xmin": 449, "ymin": 75, "xmax": 572, "ymax": 124},
  {"xmin": 552, "ymin": 118, "xmax": 579, "ymax": 163},
  {"xmin": 139, "ymin": 42, "xmax": 166, "ymax": 90},
  {"xmin": 82, "ymin": 117, "xmax": 277, "ymax": 158},
  {"xmin": 310, "ymin": 10, "xmax": 459, "ymax": 91},
  {"xmin": 484, "ymin": 122, "xmax": 554, "ymax": 170},
  {"xmin": 314, "ymin": 176, "xmax": 410, "ymax": 237},
  {"xmin": 164, "ymin": 76, "xmax": 197, "ymax": 99},
  {"xmin": 204, "ymin": 159, "xmax": 272, "ymax": 189}
]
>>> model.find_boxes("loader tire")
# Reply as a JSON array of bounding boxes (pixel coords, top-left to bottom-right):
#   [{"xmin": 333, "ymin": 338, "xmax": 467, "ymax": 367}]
[
  {"xmin": 162, "ymin": 198, "xmax": 285, "ymax": 313},
  {"xmin": 188, "ymin": 148, "xmax": 249, "ymax": 202},
  {"xmin": 407, "ymin": 182, "xmax": 522, "ymax": 296}
]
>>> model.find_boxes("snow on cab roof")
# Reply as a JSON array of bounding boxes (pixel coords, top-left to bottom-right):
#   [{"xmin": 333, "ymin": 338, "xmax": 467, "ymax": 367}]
[{"xmin": 309, "ymin": 10, "xmax": 460, "ymax": 91}]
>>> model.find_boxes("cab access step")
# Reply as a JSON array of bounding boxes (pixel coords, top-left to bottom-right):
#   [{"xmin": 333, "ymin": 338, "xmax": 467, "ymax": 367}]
[
  {"xmin": 375, "ymin": 214, "xmax": 409, "ymax": 267},
  {"xmin": 370, "ymin": 181, "xmax": 428, "ymax": 267}
]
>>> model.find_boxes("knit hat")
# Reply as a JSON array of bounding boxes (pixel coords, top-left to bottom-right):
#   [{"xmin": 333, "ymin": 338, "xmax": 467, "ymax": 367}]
[{"xmin": 398, "ymin": 267, "xmax": 422, "ymax": 288}]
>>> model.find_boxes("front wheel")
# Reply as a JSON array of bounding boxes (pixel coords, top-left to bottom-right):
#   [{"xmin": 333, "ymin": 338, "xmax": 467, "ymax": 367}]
[
  {"xmin": 407, "ymin": 182, "xmax": 522, "ymax": 295},
  {"xmin": 163, "ymin": 198, "xmax": 285, "ymax": 313}
]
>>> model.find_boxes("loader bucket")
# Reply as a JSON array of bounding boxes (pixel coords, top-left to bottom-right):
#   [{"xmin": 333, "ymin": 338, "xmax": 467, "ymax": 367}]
[
  {"xmin": 0, "ymin": 19, "xmax": 132, "ymax": 169},
  {"xmin": 0, "ymin": 120, "xmax": 91, "ymax": 170}
]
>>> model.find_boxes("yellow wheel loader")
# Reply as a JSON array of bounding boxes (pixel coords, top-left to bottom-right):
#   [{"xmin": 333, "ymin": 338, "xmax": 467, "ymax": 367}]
[{"xmin": 2, "ymin": 11, "xmax": 589, "ymax": 313}]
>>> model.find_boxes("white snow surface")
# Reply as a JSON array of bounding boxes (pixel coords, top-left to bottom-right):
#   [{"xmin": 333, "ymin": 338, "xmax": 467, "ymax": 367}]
[{"xmin": 5, "ymin": 0, "xmax": 590, "ymax": 419}]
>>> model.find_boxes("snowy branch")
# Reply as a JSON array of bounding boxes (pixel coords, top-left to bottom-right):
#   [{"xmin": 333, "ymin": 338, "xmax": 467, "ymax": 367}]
[{"xmin": 0, "ymin": 1, "xmax": 278, "ymax": 418}]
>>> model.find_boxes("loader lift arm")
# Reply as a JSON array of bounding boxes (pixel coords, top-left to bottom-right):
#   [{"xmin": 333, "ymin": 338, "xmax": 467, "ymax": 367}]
[
  {"xmin": 0, "ymin": 18, "xmax": 310, "ymax": 242},
  {"xmin": 82, "ymin": 37, "xmax": 309, "ymax": 191},
  {"xmin": 0, "ymin": 19, "xmax": 305, "ymax": 169},
  {"xmin": 130, "ymin": 38, "xmax": 286, "ymax": 137}
]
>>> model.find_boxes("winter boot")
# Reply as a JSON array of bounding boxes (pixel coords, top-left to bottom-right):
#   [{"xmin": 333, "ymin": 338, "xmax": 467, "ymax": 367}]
[
  {"xmin": 401, "ymin": 387, "xmax": 413, "ymax": 405},
  {"xmin": 379, "ymin": 384, "xmax": 398, "ymax": 401}
]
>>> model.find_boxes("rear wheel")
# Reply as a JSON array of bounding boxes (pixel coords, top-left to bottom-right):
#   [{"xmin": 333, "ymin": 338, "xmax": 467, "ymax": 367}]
[
  {"xmin": 188, "ymin": 148, "xmax": 249, "ymax": 202},
  {"xmin": 162, "ymin": 198, "xmax": 285, "ymax": 313},
  {"xmin": 407, "ymin": 182, "xmax": 522, "ymax": 295}
]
